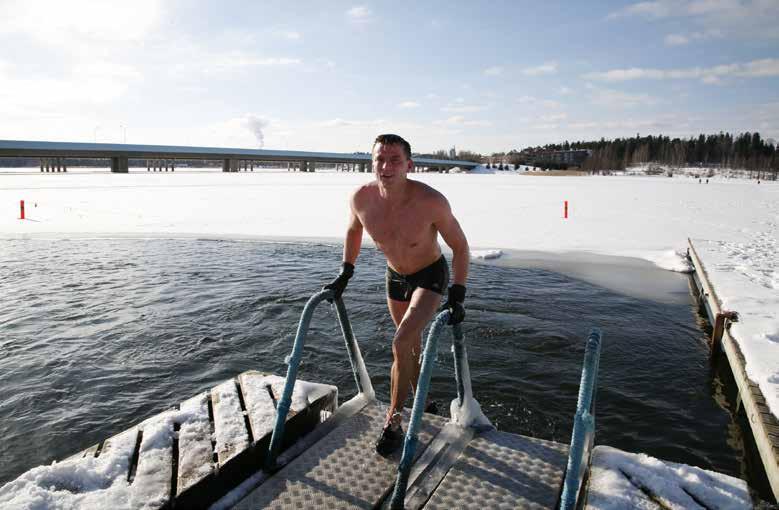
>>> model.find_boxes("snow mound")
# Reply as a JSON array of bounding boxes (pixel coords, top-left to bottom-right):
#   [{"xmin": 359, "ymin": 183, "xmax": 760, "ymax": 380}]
[{"xmin": 586, "ymin": 445, "xmax": 751, "ymax": 509}]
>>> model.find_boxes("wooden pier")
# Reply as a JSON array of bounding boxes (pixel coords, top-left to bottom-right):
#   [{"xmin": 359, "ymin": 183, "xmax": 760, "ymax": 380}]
[
  {"xmin": 31, "ymin": 371, "xmax": 337, "ymax": 509},
  {"xmin": 688, "ymin": 238, "xmax": 779, "ymax": 501}
]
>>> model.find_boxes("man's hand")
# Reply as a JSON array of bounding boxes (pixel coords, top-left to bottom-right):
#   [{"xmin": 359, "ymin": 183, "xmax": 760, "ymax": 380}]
[
  {"xmin": 442, "ymin": 284, "xmax": 466, "ymax": 325},
  {"xmin": 323, "ymin": 262, "xmax": 355, "ymax": 302}
]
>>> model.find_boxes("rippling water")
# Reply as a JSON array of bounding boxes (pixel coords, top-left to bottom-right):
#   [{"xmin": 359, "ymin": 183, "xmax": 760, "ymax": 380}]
[{"xmin": 0, "ymin": 238, "xmax": 745, "ymax": 489}]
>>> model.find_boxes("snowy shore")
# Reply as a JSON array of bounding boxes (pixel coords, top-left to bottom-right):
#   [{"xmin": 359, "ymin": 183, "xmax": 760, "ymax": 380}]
[{"xmin": 1, "ymin": 169, "xmax": 777, "ymax": 417}]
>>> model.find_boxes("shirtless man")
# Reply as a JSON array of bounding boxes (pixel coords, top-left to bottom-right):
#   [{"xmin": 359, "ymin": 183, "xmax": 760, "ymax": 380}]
[{"xmin": 324, "ymin": 134, "xmax": 470, "ymax": 456}]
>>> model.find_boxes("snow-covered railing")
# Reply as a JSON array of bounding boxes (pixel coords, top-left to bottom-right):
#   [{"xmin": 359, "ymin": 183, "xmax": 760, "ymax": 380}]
[
  {"xmin": 266, "ymin": 289, "xmax": 374, "ymax": 469},
  {"xmin": 560, "ymin": 328, "xmax": 603, "ymax": 510}
]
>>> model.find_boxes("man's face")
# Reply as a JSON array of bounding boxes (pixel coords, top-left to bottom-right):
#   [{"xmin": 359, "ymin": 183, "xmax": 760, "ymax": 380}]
[{"xmin": 372, "ymin": 142, "xmax": 411, "ymax": 186}]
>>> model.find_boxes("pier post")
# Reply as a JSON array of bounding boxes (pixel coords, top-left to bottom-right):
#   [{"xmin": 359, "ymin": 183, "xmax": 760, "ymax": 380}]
[
  {"xmin": 40, "ymin": 159, "xmax": 44, "ymax": 172},
  {"xmin": 63, "ymin": 159, "xmax": 67, "ymax": 172},
  {"xmin": 300, "ymin": 161, "xmax": 307, "ymax": 172},
  {"xmin": 251, "ymin": 162, "xmax": 254, "ymax": 171},
  {"xmin": 170, "ymin": 160, "xmax": 174, "ymax": 172},
  {"xmin": 309, "ymin": 161, "xmax": 316, "ymax": 173},
  {"xmin": 223, "ymin": 159, "xmax": 230, "ymax": 172},
  {"xmin": 111, "ymin": 156, "xmax": 129, "ymax": 173},
  {"xmin": 359, "ymin": 163, "xmax": 366, "ymax": 173}
]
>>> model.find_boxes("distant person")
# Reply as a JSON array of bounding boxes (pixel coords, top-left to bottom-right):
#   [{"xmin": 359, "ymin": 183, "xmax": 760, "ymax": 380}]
[{"xmin": 324, "ymin": 133, "xmax": 470, "ymax": 456}]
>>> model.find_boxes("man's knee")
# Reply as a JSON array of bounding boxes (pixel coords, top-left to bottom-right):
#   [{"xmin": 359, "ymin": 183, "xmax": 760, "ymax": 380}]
[{"xmin": 392, "ymin": 325, "xmax": 422, "ymax": 354}]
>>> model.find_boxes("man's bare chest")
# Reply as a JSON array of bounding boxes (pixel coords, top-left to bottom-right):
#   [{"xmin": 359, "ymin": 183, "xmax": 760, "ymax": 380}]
[{"xmin": 360, "ymin": 206, "xmax": 432, "ymax": 247}]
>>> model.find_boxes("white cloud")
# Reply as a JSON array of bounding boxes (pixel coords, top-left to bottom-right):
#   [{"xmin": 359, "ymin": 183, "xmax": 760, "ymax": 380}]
[
  {"xmin": 517, "ymin": 96, "xmax": 562, "ymax": 109},
  {"xmin": 484, "ymin": 66, "xmax": 504, "ymax": 76},
  {"xmin": 607, "ymin": 1, "xmax": 674, "ymax": 20},
  {"xmin": 0, "ymin": 0, "xmax": 163, "ymax": 44},
  {"xmin": 559, "ymin": 86, "xmax": 573, "ymax": 95},
  {"xmin": 441, "ymin": 100, "xmax": 488, "ymax": 113},
  {"xmin": 434, "ymin": 116, "xmax": 491, "ymax": 127},
  {"xmin": 590, "ymin": 88, "xmax": 659, "ymax": 108},
  {"xmin": 664, "ymin": 29, "xmax": 721, "ymax": 46},
  {"xmin": 398, "ymin": 101, "xmax": 420, "ymax": 109},
  {"xmin": 583, "ymin": 58, "xmax": 779, "ymax": 83},
  {"xmin": 347, "ymin": 6, "xmax": 372, "ymax": 23},
  {"xmin": 320, "ymin": 118, "xmax": 384, "ymax": 128},
  {"xmin": 540, "ymin": 113, "xmax": 568, "ymax": 122},
  {"xmin": 522, "ymin": 61, "xmax": 558, "ymax": 76},
  {"xmin": 664, "ymin": 34, "xmax": 690, "ymax": 45},
  {"xmin": 273, "ymin": 29, "xmax": 302, "ymax": 40},
  {"xmin": 608, "ymin": 0, "xmax": 779, "ymax": 40}
]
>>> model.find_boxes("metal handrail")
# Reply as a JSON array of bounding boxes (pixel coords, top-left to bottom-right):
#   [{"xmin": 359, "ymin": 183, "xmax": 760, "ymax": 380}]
[
  {"xmin": 265, "ymin": 289, "xmax": 374, "ymax": 469},
  {"xmin": 389, "ymin": 310, "xmax": 484, "ymax": 509},
  {"xmin": 559, "ymin": 328, "xmax": 603, "ymax": 510}
]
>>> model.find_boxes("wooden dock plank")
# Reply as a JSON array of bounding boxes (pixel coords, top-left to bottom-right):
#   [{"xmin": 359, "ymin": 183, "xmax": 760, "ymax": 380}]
[
  {"xmin": 176, "ymin": 392, "xmax": 213, "ymax": 496},
  {"xmin": 238, "ymin": 371, "xmax": 278, "ymax": 442},
  {"xmin": 211, "ymin": 379, "xmax": 250, "ymax": 466},
  {"xmin": 130, "ymin": 410, "xmax": 177, "ymax": 509}
]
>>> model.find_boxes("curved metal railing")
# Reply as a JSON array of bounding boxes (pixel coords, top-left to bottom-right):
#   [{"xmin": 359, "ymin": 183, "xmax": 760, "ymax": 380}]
[
  {"xmin": 388, "ymin": 310, "xmax": 487, "ymax": 509},
  {"xmin": 559, "ymin": 328, "xmax": 603, "ymax": 510},
  {"xmin": 265, "ymin": 289, "xmax": 374, "ymax": 469}
]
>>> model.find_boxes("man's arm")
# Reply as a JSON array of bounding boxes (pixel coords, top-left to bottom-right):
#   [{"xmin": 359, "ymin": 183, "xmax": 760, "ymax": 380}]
[
  {"xmin": 343, "ymin": 194, "xmax": 363, "ymax": 265},
  {"xmin": 433, "ymin": 196, "xmax": 469, "ymax": 285}
]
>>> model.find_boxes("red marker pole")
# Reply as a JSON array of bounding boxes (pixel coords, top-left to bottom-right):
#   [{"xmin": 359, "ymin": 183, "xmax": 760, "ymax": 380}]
[
  {"xmin": 564, "ymin": 200, "xmax": 568, "ymax": 219},
  {"xmin": 20, "ymin": 200, "xmax": 25, "ymax": 220}
]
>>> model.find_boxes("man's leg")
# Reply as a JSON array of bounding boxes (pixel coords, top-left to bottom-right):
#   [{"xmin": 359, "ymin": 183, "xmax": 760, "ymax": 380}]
[{"xmin": 387, "ymin": 288, "xmax": 442, "ymax": 425}]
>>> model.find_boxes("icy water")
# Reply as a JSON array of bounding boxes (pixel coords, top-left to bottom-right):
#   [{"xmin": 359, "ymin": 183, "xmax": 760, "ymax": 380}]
[{"xmin": 0, "ymin": 238, "xmax": 745, "ymax": 488}]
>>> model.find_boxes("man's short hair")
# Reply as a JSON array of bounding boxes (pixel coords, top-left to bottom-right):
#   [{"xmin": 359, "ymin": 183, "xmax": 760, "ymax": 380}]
[{"xmin": 373, "ymin": 134, "xmax": 411, "ymax": 160}]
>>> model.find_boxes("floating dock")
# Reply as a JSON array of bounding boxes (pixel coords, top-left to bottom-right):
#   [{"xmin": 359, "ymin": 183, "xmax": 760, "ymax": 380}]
[{"xmin": 689, "ymin": 238, "xmax": 779, "ymax": 501}]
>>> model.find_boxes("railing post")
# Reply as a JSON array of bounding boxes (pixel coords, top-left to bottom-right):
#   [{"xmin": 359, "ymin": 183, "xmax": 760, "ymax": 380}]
[
  {"xmin": 389, "ymin": 311, "xmax": 450, "ymax": 509},
  {"xmin": 265, "ymin": 289, "xmax": 331, "ymax": 468},
  {"xmin": 560, "ymin": 328, "xmax": 602, "ymax": 510},
  {"xmin": 334, "ymin": 298, "xmax": 375, "ymax": 400}
]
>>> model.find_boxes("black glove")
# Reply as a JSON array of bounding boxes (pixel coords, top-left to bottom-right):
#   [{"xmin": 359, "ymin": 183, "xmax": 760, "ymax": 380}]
[
  {"xmin": 442, "ymin": 284, "xmax": 466, "ymax": 325},
  {"xmin": 324, "ymin": 262, "xmax": 354, "ymax": 302}
]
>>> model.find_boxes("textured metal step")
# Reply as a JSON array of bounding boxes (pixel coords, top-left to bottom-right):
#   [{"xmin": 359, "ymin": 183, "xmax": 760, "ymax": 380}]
[
  {"xmin": 422, "ymin": 429, "xmax": 569, "ymax": 509},
  {"xmin": 234, "ymin": 402, "xmax": 447, "ymax": 509}
]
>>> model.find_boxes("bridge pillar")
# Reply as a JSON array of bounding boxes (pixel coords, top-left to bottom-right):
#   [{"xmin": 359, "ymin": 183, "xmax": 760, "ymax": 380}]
[
  {"xmin": 300, "ymin": 161, "xmax": 307, "ymax": 172},
  {"xmin": 170, "ymin": 160, "xmax": 174, "ymax": 172},
  {"xmin": 223, "ymin": 158, "xmax": 239, "ymax": 172},
  {"xmin": 309, "ymin": 161, "xmax": 316, "ymax": 172},
  {"xmin": 111, "ymin": 156, "xmax": 129, "ymax": 173},
  {"xmin": 62, "ymin": 158, "xmax": 67, "ymax": 172},
  {"xmin": 359, "ymin": 163, "xmax": 366, "ymax": 173}
]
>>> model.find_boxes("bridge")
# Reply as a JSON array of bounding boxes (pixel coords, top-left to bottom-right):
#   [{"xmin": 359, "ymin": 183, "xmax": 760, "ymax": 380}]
[{"xmin": 0, "ymin": 140, "xmax": 479, "ymax": 173}]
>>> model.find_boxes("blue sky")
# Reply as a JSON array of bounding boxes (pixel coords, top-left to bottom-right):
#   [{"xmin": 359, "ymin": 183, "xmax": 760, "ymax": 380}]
[{"xmin": 0, "ymin": 0, "xmax": 777, "ymax": 153}]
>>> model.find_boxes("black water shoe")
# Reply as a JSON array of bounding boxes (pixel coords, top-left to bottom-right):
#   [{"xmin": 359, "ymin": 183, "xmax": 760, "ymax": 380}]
[
  {"xmin": 375, "ymin": 423, "xmax": 404, "ymax": 457},
  {"xmin": 424, "ymin": 400, "xmax": 440, "ymax": 415}
]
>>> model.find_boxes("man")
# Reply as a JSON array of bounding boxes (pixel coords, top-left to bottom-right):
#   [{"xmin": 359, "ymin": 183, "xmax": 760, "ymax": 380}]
[{"xmin": 324, "ymin": 134, "xmax": 470, "ymax": 456}]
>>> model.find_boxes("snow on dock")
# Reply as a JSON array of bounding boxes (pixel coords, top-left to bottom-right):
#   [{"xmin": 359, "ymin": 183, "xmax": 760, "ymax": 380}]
[
  {"xmin": 0, "ymin": 371, "xmax": 336, "ymax": 509},
  {"xmin": 689, "ymin": 238, "xmax": 779, "ymax": 501},
  {"xmin": 585, "ymin": 446, "xmax": 751, "ymax": 509}
]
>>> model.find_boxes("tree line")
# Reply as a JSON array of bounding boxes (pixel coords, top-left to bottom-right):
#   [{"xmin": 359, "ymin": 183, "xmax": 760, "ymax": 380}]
[{"xmin": 535, "ymin": 132, "xmax": 777, "ymax": 176}]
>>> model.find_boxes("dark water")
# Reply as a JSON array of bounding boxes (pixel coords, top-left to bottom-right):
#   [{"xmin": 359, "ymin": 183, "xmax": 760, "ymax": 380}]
[{"xmin": 0, "ymin": 238, "xmax": 746, "ymax": 489}]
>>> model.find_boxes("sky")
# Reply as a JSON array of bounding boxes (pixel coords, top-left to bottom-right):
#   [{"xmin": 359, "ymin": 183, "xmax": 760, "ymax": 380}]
[{"xmin": 0, "ymin": 0, "xmax": 777, "ymax": 154}]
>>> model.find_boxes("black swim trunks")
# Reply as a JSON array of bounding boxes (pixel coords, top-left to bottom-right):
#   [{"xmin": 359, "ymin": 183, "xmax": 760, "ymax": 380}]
[{"xmin": 386, "ymin": 255, "xmax": 449, "ymax": 302}]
